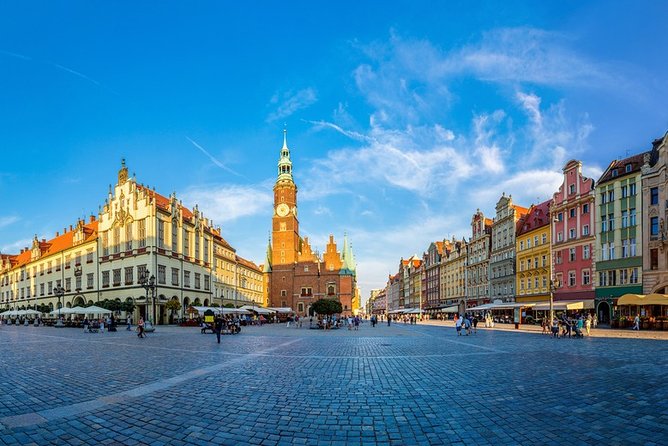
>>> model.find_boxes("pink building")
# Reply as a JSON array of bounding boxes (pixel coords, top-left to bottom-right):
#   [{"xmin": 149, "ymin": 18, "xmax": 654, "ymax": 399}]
[{"xmin": 551, "ymin": 160, "xmax": 596, "ymax": 304}]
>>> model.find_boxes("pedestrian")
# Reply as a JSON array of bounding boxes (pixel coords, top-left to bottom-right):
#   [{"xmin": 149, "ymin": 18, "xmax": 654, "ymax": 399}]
[
  {"xmin": 99, "ymin": 318, "xmax": 105, "ymax": 334},
  {"xmin": 137, "ymin": 317, "xmax": 145, "ymax": 338},
  {"xmin": 387, "ymin": 316, "xmax": 391, "ymax": 326},
  {"xmin": 593, "ymin": 314, "xmax": 598, "ymax": 328},
  {"xmin": 472, "ymin": 315, "xmax": 478, "ymax": 334},
  {"xmin": 126, "ymin": 315, "xmax": 132, "ymax": 331},
  {"xmin": 354, "ymin": 316, "xmax": 360, "ymax": 331},
  {"xmin": 455, "ymin": 315, "xmax": 463, "ymax": 336},
  {"xmin": 633, "ymin": 314, "xmax": 640, "ymax": 330},
  {"xmin": 83, "ymin": 317, "xmax": 89, "ymax": 333},
  {"xmin": 464, "ymin": 316, "xmax": 471, "ymax": 336},
  {"xmin": 551, "ymin": 317, "xmax": 559, "ymax": 338},
  {"xmin": 214, "ymin": 315, "xmax": 224, "ymax": 344},
  {"xmin": 585, "ymin": 314, "xmax": 592, "ymax": 336}
]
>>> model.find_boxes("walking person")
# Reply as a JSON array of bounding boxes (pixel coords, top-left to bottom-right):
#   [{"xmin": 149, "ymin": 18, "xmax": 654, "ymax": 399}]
[
  {"xmin": 585, "ymin": 314, "xmax": 592, "ymax": 336},
  {"xmin": 126, "ymin": 315, "xmax": 132, "ymax": 331},
  {"xmin": 99, "ymin": 318, "xmax": 105, "ymax": 334},
  {"xmin": 137, "ymin": 317, "xmax": 145, "ymax": 338},
  {"xmin": 633, "ymin": 314, "xmax": 640, "ymax": 330},
  {"xmin": 472, "ymin": 315, "xmax": 478, "ymax": 334},
  {"xmin": 214, "ymin": 315, "xmax": 224, "ymax": 344},
  {"xmin": 455, "ymin": 315, "xmax": 463, "ymax": 336},
  {"xmin": 551, "ymin": 317, "xmax": 559, "ymax": 338}
]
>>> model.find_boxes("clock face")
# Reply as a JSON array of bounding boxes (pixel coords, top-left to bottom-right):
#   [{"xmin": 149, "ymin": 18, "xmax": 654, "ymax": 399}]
[{"xmin": 276, "ymin": 203, "xmax": 290, "ymax": 217}]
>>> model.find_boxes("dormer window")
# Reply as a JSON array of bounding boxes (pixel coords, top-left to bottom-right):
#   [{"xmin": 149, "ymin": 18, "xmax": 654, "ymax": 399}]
[
  {"xmin": 625, "ymin": 164, "xmax": 632, "ymax": 173},
  {"xmin": 611, "ymin": 169, "xmax": 618, "ymax": 177}
]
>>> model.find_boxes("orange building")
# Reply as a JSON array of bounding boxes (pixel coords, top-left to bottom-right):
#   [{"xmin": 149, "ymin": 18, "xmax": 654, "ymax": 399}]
[{"xmin": 264, "ymin": 131, "xmax": 357, "ymax": 316}]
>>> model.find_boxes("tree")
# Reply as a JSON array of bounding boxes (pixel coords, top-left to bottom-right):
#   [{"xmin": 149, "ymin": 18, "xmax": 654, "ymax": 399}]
[
  {"xmin": 310, "ymin": 299, "xmax": 343, "ymax": 316},
  {"xmin": 165, "ymin": 299, "xmax": 181, "ymax": 324}
]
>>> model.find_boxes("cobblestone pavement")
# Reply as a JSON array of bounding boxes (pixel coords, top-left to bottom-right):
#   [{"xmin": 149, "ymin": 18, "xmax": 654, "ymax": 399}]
[{"xmin": 0, "ymin": 322, "xmax": 666, "ymax": 445}]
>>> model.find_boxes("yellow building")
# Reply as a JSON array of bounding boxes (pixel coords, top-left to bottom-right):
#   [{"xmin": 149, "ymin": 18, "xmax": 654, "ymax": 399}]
[
  {"xmin": 515, "ymin": 200, "xmax": 552, "ymax": 303},
  {"xmin": 0, "ymin": 160, "xmax": 262, "ymax": 323}
]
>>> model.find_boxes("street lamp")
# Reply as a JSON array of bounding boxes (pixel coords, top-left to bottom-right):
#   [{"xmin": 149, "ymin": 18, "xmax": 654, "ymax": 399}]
[
  {"xmin": 54, "ymin": 285, "xmax": 65, "ymax": 328},
  {"xmin": 139, "ymin": 270, "xmax": 157, "ymax": 329},
  {"xmin": 549, "ymin": 279, "xmax": 557, "ymax": 325}
]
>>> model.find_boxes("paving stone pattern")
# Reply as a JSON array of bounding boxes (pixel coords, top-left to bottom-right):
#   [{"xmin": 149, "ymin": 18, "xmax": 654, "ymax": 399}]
[{"xmin": 0, "ymin": 323, "xmax": 666, "ymax": 445}]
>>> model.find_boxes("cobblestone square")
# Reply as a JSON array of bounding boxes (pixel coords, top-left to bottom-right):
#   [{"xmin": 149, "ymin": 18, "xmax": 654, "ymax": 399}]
[{"xmin": 0, "ymin": 323, "xmax": 667, "ymax": 445}]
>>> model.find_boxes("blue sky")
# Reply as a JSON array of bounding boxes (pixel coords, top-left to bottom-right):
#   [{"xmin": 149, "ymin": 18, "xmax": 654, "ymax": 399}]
[{"xmin": 1, "ymin": 1, "xmax": 667, "ymax": 304}]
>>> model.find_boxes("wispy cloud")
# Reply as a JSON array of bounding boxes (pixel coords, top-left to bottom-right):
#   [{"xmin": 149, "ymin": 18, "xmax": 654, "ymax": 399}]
[
  {"xmin": 1, "ymin": 237, "xmax": 30, "ymax": 254},
  {"xmin": 180, "ymin": 183, "xmax": 273, "ymax": 224},
  {"xmin": 267, "ymin": 88, "xmax": 317, "ymax": 122},
  {"xmin": 0, "ymin": 216, "xmax": 19, "ymax": 230},
  {"xmin": 186, "ymin": 137, "xmax": 244, "ymax": 178},
  {"xmin": 304, "ymin": 119, "xmax": 372, "ymax": 143},
  {"xmin": 0, "ymin": 49, "xmax": 117, "ymax": 94}
]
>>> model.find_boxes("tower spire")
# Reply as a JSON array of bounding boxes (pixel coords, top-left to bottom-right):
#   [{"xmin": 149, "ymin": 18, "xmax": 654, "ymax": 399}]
[{"xmin": 277, "ymin": 128, "xmax": 294, "ymax": 183}]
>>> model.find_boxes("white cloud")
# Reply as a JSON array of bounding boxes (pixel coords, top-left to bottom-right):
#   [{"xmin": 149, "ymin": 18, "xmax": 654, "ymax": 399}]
[
  {"xmin": 267, "ymin": 88, "xmax": 317, "ymax": 122},
  {"xmin": 0, "ymin": 216, "xmax": 19, "ymax": 229},
  {"xmin": 1, "ymin": 237, "xmax": 30, "ymax": 254},
  {"xmin": 180, "ymin": 183, "xmax": 273, "ymax": 224},
  {"xmin": 313, "ymin": 206, "xmax": 331, "ymax": 216}
]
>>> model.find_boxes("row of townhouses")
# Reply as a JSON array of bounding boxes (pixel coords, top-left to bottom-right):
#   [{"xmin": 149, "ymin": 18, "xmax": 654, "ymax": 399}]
[
  {"xmin": 0, "ymin": 161, "xmax": 264, "ymax": 324},
  {"xmin": 367, "ymin": 132, "xmax": 668, "ymax": 324}
]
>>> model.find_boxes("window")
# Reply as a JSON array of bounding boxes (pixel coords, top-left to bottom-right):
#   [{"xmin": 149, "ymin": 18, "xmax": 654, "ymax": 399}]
[
  {"xmin": 101, "ymin": 231, "xmax": 109, "ymax": 256},
  {"xmin": 568, "ymin": 271, "xmax": 576, "ymax": 287},
  {"xmin": 194, "ymin": 272, "xmax": 201, "ymax": 289},
  {"xmin": 651, "ymin": 249, "xmax": 659, "ymax": 270},
  {"xmin": 607, "ymin": 270, "xmax": 617, "ymax": 286},
  {"xmin": 651, "ymin": 217, "xmax": 659, "ymax": 236},
  {"xmin": 204, "ymin": 275, "xmax": 210, "ymax": 291},
  {"xmin": 601, "ymin": 216, "xmax": 607, "ymax": 233},
  {"xmin": 600, "ymin": 193, "xmax": 607, "ymax": 204},
  {"xmin": 608, "ymin": 242, "xmax": 615, "ymax": 260},
  {"xmin": 601, "ymin": 243, "xmax": 608, "ymax": 261},
  {"xmin": 48, "ymin": 281, "xmax": 53, "ymax": 294},
  {"xmin": 527, "ymin": 239, "xmax": 532, "ymax": 248},
  {"xmin": 621, "ymin": 239, "xmax": 629, "ymax": 258},
  {"xmin": 159, "ymin": 221, "xmax": 169, "ymax": 249},
  {"xmin": 298, "ymin": 302, "xmax": 304, "ymax": 313},
  {"xmin": 65, "ymin": 278, "xmax": 71, "ymax": 292},
  {"xmin": 582, "ymin": 270, "xmax": 590, "ymax": 286},
  {"xmin": 40, "ymin": 283, "xmax": 45, "ymax": 296},
  {"xmin": 608, "ymin": 191, "xmax": 614, "ymax": 202},
  {"xmin": 569, "ymin": 248, "xmax": 576, "ymax": 262},
  {"xmin": 621, "ymin": 185, "xmax": 628, "ymax": 198},
  {"xmin": 184, "ymin": 271, "xmax": 190, "ymax": 287},
  {"xmin": 519, "ymin": 241, "xmax": 524, "ymax": 251},
  {"xmin": 534, "ymin": 277, "xmax": 539, "ymax": 288},
  {"xmin": 619, "ymin": 268, "xmax": 628, "ymax": 285},
  {"xmin": 558, "ymin": 213, "xmax": 563, "ymax": 221},
  {"xmin": 542, "ymin": 233, "xmax": 547, "ymax": 244},
  {"xmin": 542, "ymin": 276, "xmax": 547, "ymax": 288},
  {"xmin": 113, "ymin": 227, "xmax": 120, "ymax": 254},
  {"xmin": 327, "ymin": 284, "xmax": 336, "ymax": 296},
  {"xmin": 87, "ymin": 273, "xmax": 94, "ymax": 289},
  {"xmin": 630, "ymin": 268, "xmax": 639, "ymax": 284},
  {"xmin": 125, "ymin": 267, "xmax": 133, "ymax": 285},
  {"xmin": 625, "ymin": 164, "xmax": 632, "ymax": 173},
  {"xmin": 125, "ymin": 223, "xmax": 133, "ymax": 251},
  {"xmin": 582, "ymin": 225, "xmax": 589, "ymax": 236},
  {"xmin": 47, "ymin": 261, "xmax": 52, "ymax": 274},
  {"xmin": 542, "ymin": 255, "xmax": 547, "ymax": 267},
  {"xmin": 534, "ymin": 257, "xmax": 539, "ymax": 268},
  {"xmin": 608, "ymin": 214, "xmax": 615, "ymax": 231},
  {"xmin": 172, "ymin": 220, "xmax": 178, "ymax": 252},
  {"xmin": 203, "ymin": 238, "xmax": 209, "ymax": 263},
  {"xmin": 195, "ymin": 232, "xmax": 200, "ymax": 260},
  {"xmin": 630, "ymin": 238, "xmax": 636, "ymax": 256},
  {"xmin": 113, "ymin": 269, "xmax": 121, "ymax": 286},
  {"xmin": 158, "ymin": 265, "xmax": 166, "ymax": 284},
  {"xmin": 172, "ymin": 268, "xmax": 179, "ymax": 286},
  {"xmin": 301, "ymin": 287, "xmax": 312, "ymax": 296},
  {"xmin": 138, "ymin": 219, "xmax": 146, "ymax": 248},
  {"xmin": 557, "ymin": 232, "xmax": 563, "ymax": 242},
  {"xmin": 611, "ymin": 169, "xmax": 618, "ymax": 177},
  {"xmin": 534, "ymin": 235, "xmax": 538, "ymax": 246},
  {"xmin": 569, "ymin": 184, "xmax": 575, "ymax": 194},
  {"xmin": 583, "ymin": 245, "xmax": 590, "ymax": 260},
  {"xmin": 570, "ymin": 208, "xmax": 576, "ymax": 218},
  {"xmin": 281, "ymin": 290, "xmax": 287, "ymax": 297},
  {"xmin": 621, "ymin": 210, "xmax": 628, "ymax": 228},
  {"xmin": 651, "ymin": 187, "xmax": 659, "ymax": 205},
  {"xmin": 102, "ymin": 271, "xmax": 110, "ymax": 288},
  {"xmin": 183, "ymin": 230, "xmax": 190, "ymax": 257},
  {"xmin": 582, "ymin": 203, "xmax": 589, "ymax": 214},
  {"xmin": 629, "ymin": 183, "xmax": 636, "ymax": 195},
  {"xmin": 598, "ymin": 271, "xmax": 607, "ymax": 287},
  {"xmin": 569, "ymin": 228, "xmax": 576, "ymax": 239}
]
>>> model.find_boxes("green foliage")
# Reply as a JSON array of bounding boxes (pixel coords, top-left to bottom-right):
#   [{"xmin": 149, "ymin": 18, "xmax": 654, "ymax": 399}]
[
  {"xmin": 224, "ymin": 303, "xmax": 235, "ymax": 308},
  {"xmin": 310, "ymin": 299, "xmax": 343, "ymax": 316},
  {"xmin": 165, "ymin": 300, "xmax": 181, "ymax": 313}
]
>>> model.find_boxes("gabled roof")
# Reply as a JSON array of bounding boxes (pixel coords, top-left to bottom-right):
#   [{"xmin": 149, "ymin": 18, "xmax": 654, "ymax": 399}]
[
  {"xmin": 516, "ymin": 199, "xmax": 551, "ymax": 236},
  {"xmin": 236, "ymin": 255, "xmax": 261, "ymax": 273},
  {"xmin": 597, "ymin": 151, "xmax": 649, "ymax": 185}
]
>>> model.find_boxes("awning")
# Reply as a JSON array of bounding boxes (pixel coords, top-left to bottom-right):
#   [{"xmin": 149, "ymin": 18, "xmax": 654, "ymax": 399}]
[
  {"xmin": 267, "ymin": 307, "xmax": 294, "ymax": 313},
  {"xmin": 533, "ymin": 301, "xmax": 591, "ymax": 311},
  {"xmin": 618, "ymin": 293, "xmax": 668, "ymax": 306},
  {"xmin": 241, "ymin": 305, "xmax": 277, "ymax": 314},
  {"xmin": 440, "ymin": 305, "xmax": 460, "ymax": 313}
]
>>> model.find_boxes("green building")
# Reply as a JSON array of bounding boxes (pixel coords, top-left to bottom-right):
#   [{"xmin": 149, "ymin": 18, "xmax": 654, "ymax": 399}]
[{"xmin": 594, "ymin": 152, "xmax": 648, "ymax": 319}]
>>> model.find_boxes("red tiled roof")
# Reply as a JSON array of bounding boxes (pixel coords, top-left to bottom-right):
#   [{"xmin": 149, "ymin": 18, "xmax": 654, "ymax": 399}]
[
  {"xmin": 597, "ymin": 151, "xmax": 649, "ymax": 185},
  {"xmin": 516, "ymin": 199, "xmax": 551, "ymax": 236},
  {"xmin": 235, "ymin": 255, "xmax": 261, "ymax": 272}
]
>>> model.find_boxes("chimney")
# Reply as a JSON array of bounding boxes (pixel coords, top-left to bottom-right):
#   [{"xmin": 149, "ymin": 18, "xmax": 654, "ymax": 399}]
[
  {"xmin": 41, "ymin": 239, "xmax": 46, "ymax": 243},
  {"xmin": 56, "ymin": 231, "xmax": 60, "ymax": 237},
  {"xmin": 69, "ymin": 225, "xmax": 73, "ymax": 231}
]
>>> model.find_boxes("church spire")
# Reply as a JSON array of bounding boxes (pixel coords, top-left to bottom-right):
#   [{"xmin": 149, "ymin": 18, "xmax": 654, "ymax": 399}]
[
  {"xmin": 263, "ymin": 236, "xmax": 272, "ymax": 273},
  {"xmin": 277, "ymin": 128, "xmax": 294, "ymax": 183}
]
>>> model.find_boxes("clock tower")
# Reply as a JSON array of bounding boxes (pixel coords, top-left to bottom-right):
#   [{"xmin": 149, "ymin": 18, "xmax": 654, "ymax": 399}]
[{"xmin": 272, "ymin": 129, "xmax": 300, "ymax": 265}]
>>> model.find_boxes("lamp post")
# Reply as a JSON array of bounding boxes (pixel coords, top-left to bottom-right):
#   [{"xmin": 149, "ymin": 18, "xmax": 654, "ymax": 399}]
[
  {"xmin": 139, "ymin": 270, "xmax": 157, "ymax": 329},
  {"xmin": 549, "ymin": 280, "xmax": 556, "ymax": 325},
  {"xmin": 54, "ymin": 285, "xmax": 65, "ymax": 327}
]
